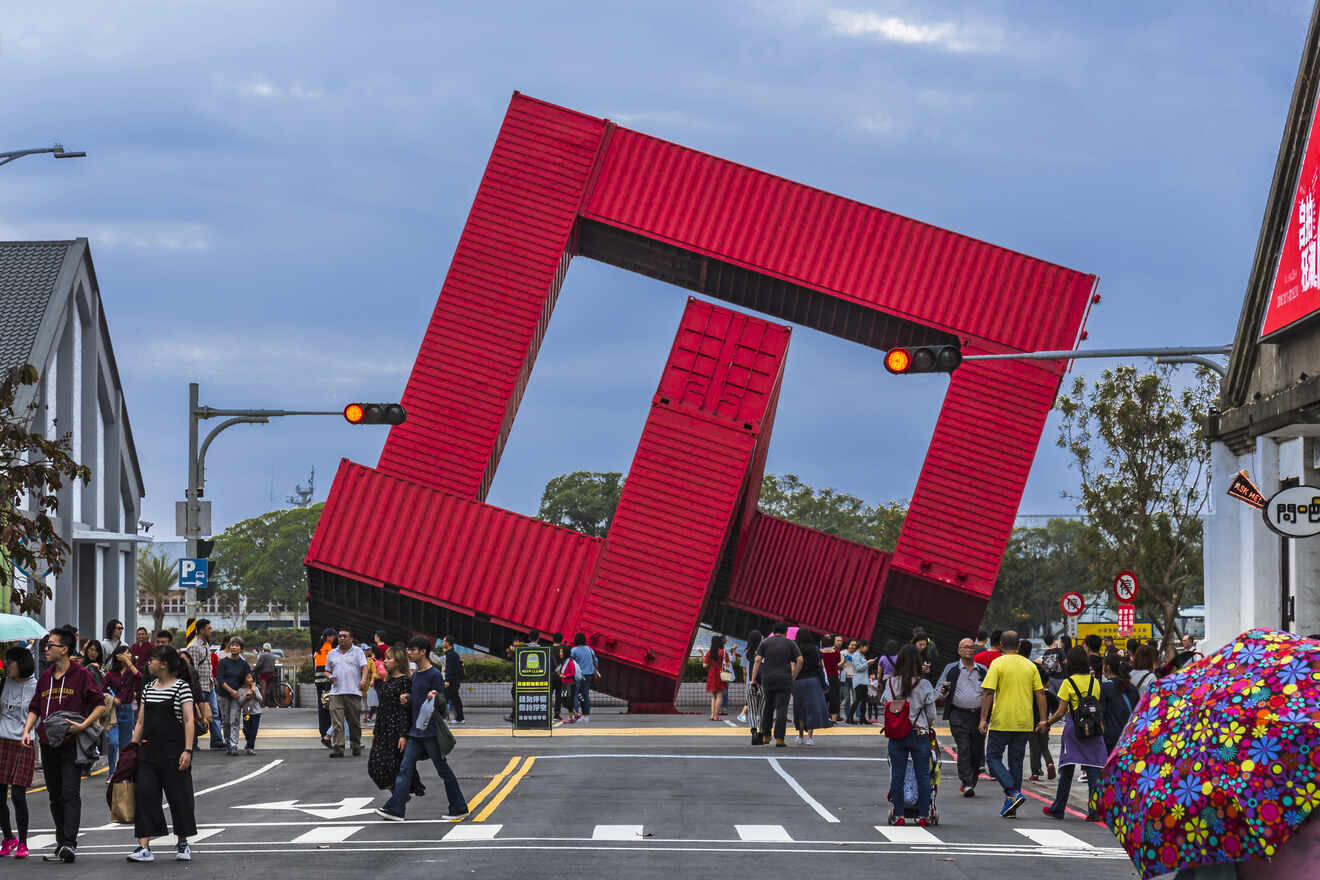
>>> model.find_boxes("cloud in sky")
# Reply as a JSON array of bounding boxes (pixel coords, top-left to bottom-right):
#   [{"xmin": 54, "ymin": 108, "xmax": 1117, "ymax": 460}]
[
  {"xmin": 0, "ymin": 1, "xmax": 1308, "ymax": 540},
  {"xmin": 825, "ymin": 9, "xmax": 1004, "ymax": 53}
]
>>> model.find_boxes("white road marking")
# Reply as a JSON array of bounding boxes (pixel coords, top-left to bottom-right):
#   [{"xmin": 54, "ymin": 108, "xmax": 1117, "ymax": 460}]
[
  {"xmin": 236, "ymin": 796, "xmax": 376, "ymax": 819},
  {"xmin": 722, "ymin": 720, "xmax": 737, "ymax": 728},
  {"xmin": 27, "ymin": 834, "xmax": 57, "ymax": 850},
  {"xmin": 291, "ymin": 825, "xmax": 364, "ymax": 844},
  {"xmin": 1014, "ymin": 828, "xmax": 1095, "ymax": 849},
  {"xmin": 593, "ymin": 825, "xmax": 644, "ymax": 839},
  {"xmin": 158, "ymin": 827, "xmax": 225, "ymax": 845},
  {"xmin": 444, "ymin": 825, "xmax": 502, "ymax": 841},
  {"xmin": 193, "ymin": 759, "xmax": 283, "ymax": 798},
  {"xmin": 875, "ymin": 825, "xmax": 940, "ymax": 844},
  {"xmin": 767, "ymin": 758, "xmax": 839, "ymax": 823},
  {"xmin": 736, "ymin": 824, "xmax": 793, "ymax": 841}
]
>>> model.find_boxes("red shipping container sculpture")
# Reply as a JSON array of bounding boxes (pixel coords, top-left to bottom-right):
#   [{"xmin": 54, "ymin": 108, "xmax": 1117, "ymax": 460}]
[{"xmin": 306, "ymin": 93, "xmax": 1096, "ymax": 708}]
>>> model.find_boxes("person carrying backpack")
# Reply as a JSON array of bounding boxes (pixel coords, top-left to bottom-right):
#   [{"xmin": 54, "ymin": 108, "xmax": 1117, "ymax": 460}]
[
  {"xmin": 1099, "ymin": 653, "xmax": 1140, "ymax": 752},
  {"xmin": 883, "ymin": 645, "xmax": 937, "ymax": 826},
  {"xmin": 1037, "ymin": 647, "xmax": 1108, "ymax": 821}
]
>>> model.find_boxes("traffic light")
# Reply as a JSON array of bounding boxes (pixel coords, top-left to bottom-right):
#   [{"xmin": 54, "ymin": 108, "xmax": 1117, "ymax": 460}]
[
  {"xmin": 195, "ymin": 539, "xmax": 215, "ymax": 602},
  {"xmin": 343, "ymin": 403, "xmax": 407, "ymax": 425},
  {"xmin": 884, "ymin": 345, "xmax": 962, "ymax": 375}
]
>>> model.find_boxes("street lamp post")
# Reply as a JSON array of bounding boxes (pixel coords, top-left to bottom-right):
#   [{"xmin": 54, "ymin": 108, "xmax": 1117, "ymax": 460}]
[{"xmin": 0, "ymin": 144, "xmax": 87, "ymax": 167}]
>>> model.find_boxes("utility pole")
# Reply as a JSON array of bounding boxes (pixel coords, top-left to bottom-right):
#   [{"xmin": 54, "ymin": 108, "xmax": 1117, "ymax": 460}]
[{"xmin": 179, "ymin": 383, "xmax": 399, "ymax": 620}]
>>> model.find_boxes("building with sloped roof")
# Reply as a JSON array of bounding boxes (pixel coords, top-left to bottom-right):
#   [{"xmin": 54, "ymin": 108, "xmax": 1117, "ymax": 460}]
[{"xmin": 1, "ymin": 239, "xmax": 148, "ymax": 636}]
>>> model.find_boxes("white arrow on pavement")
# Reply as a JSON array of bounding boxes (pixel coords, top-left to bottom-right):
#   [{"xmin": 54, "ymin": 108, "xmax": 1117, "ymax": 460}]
[{"xmin": 235, "ymin": 797, "xmax": 378, "ymax": 820}]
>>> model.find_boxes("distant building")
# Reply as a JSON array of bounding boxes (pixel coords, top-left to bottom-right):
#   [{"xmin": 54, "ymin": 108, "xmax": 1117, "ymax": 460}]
[
  {"xmin": 137, "ymin": 540, "xmax": 305, "ymax": 632},
  {"xmin": 0, "ymin": 239, "xmax": 148, "ymax": 634}
]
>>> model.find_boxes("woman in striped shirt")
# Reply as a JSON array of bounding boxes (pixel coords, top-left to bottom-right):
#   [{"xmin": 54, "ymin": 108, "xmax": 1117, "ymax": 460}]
[{"xmin": 126, "ymin": 646, "xmax": 197, "ymax": 863}]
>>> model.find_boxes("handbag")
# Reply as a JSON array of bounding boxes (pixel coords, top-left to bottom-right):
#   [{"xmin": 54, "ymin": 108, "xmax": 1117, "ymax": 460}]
[
  {"xmin": 110, "ymin": 780, "xmax": 135, "ymax": 824},
  {"xmin": 718, "ymin": 651, "xmax": 733, "ymax": 683},
  {"xmin": 434, "ymin": 700, "xmax": 457, "ymax": 756}
]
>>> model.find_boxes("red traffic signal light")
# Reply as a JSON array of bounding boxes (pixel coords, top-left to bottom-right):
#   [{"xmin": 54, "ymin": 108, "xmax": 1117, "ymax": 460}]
[
  {"xmin": 343, "ymin": 402, "xmax": 407, "ymax": 425},
  {"xmin": 884, "ymin": 345, "xmax": 962, "ymax": 375}
]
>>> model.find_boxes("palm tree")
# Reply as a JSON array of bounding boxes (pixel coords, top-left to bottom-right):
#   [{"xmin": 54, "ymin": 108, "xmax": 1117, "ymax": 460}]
[{"xmin": 136, "ymin": 548, "xmax": 177, "ymax": 634}]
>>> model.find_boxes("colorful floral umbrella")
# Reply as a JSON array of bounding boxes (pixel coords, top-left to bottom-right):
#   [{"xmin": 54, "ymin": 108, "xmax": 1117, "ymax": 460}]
[{"xmin": 1096, "ymin": 628, "xmax": 1320, "ymax": 878}]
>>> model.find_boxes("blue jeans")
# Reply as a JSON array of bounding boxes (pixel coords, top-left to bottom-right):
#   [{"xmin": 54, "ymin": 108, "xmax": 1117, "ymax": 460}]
[
  {"xmin": 106, "ymin": 705, "xmax": 135, "ymax": 773},
  {"xmin": 575, "ymin": 678, "xmax": 591, "ymax": 716},
  {"xmin": 204, "ymin": 690, "xmax": 224, "ymax": 745},
  {"xmin": 985, "ymin": 730, "xmax": 1029, "ymax": 796},
  {"xmin": 384, "ymin": 735, "xmax": 467, "ymax": 817},
  {"xmin": 888, "ymin": 731, "xmax": 932, "ymax": 817}
]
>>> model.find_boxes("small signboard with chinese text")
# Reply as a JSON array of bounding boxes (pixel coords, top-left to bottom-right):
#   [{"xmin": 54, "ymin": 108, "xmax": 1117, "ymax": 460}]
[
  {"xmin": 513, "ymin": 645, "xmax": 552, "ymax": 734},
  {"xmin": 1262, "ymin": 485, "xmax": 1320, "ymax": 537}
]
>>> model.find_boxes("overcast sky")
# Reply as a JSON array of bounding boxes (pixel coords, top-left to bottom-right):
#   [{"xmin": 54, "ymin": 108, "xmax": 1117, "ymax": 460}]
[{"xmin": 2, "ymin": 1, "xmax": 1312, "ymax": 538}]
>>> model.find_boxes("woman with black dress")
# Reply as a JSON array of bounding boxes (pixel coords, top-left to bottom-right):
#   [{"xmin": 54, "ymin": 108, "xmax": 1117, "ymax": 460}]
[
  {"xmin": 367, "ymin": 646, "xmax": 424, "ymax": 796},
  {"xmin": 126, "ymin": 645, "xmax": 196, "ymax": 863},
  {"xmin": 792, "ymin": 628, "xmax": 829, "ymax": 744}
]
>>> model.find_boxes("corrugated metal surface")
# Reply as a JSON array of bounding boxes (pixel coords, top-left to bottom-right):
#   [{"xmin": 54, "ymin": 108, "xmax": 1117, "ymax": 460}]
[
  {"xmin": 656, "ymin": 298, "xmax": 791, "ymax": 430},
  {"xmin": 307, "ymin": 460, "xmax": 600, "ymax": 636},
  {"xmin": 576, "ymin": 301, "xmax": 790, "ymax": 679},
  {"xmin": 376, "ymin": 93, "xmax": 606, "ymax": 499},
  {"xmin": 583, "ymin": 126, "xmax": 1096, "ymax": 354},
  {"xmin": 889, "ymin": 347, "xmax": 1064, "ymax": 597},
  {"xmin": 726, "ymin": 513, "xmax": 889, "ymax": 639}
]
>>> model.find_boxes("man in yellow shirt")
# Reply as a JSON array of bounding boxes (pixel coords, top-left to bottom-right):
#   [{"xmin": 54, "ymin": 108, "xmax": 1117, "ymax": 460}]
[{"xmin": 978, "ymin": 630, "xmax": 1046, "ymax": 818}]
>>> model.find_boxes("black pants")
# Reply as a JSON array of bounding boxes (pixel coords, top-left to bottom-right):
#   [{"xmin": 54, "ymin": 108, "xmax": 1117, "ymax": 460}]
[
  {"xmin": 243, "ymin": 714, "xmax": 261, "ymax": 750},
  {"xmin": 551, "ymin": 675, "xmax": 564, "ymax": 718},
  {"xmin": 1048, "ymin": 764, "xmax": 1098, "ymax": 817},
  {"xmin": 947, "ymin": 706, "xmax": 986, "ymax": 788},
  {"xmin": 759, "ymin": 687, "xmax": 791, "ymax": 742},
  {"xmin": 0, "ymin": 783, "xmax": 28, "ymax": 843},
  {"xmin": 39, "ymin": 741, "xmax": 81, "ymax": 850},
  {"xmin": 134, "ymin": 743, "xmax": 197, "ymax": 840},
  {"xmin": 445, "ymin": 682, "xmax": 465, "ymax": 722},
  {"xmin": 827, "ymin": 677, "xmax": 840, "ymax": 716},
  {"xmin": 846, "ymin": 684, "xmax": 869, "ymax": 723},
  {"xmin": 315, "ymin": 681, "xmax": 331, "ymax": 737},
  {"xmin": 1029, "ymin": 729, "xmax": 1055, "ymax": 775}
]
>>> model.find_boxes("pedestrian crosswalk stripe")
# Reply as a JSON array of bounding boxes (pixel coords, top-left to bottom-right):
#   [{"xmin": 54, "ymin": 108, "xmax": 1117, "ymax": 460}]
[
  {"xmin": 27, "ymin": 835, "xmax": 56, "ymax": 850},
  {"xmin": 592, "ymin": 825, "xmax": 644, "ymax": 840},
  {"xmin": 735, "ymin": 824, "xmax": 792, "ymax": 841},
  {"xmin": 874, "ymin": 825, "xmax": 940, "ymax": 844},
  {"xmin": 1014, "ymin": 828, "xmax": 1095, "ymax": 849},
  {"xmin": 291, "ymin": 825, "xmax": 364, "ymax": 844},
  {"xmin": 444, "ymin": 824, "xmax": 502, "ymax": 841},
  {"xmin": 162, "ymin": 828, "xmax": 225, "ymax": 844}
]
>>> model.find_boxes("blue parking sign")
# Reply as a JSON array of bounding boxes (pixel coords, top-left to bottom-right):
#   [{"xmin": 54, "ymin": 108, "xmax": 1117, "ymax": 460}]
[{"xmin": 179, "ymin": 558, "xmax": 209, "ymax": 590}]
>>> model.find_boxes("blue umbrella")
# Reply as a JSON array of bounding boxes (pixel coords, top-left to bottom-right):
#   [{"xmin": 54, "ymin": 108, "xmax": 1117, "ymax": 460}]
[{"xmin": 0, "ymin": 613, "xmax": 48, "ymax": 642}]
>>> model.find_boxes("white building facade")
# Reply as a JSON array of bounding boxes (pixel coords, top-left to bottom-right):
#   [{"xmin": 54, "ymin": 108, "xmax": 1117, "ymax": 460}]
[{"xmin": 1, "ymin": 239, "xmax": 148, "ymax": 636}]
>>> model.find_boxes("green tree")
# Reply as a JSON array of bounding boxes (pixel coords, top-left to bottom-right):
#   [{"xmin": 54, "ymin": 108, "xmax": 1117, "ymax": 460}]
[
  {"xmin": 985, "ymin": 518, "xmax": 1093, "ymax": 633},
  {"xmin": 1056, "ymin": 365, "xmax": 1213, "ymax": 653},
  {"xmin": 1, "ymin": 364, "xmax": 90, "ymax": 612},
  {"xmin": 209, "ymin": 504, "xmax": 324, "ymax": 623},
  {"xmin": 537, "ymin": 472, "xmax": 623, "ymax": 537},
  {"xmin": 758, "ymin": 474, "xmax": 906, "ymax": 551},
  {"xmin": 136, "ymin": 548, "xmax": 178, "ymax": 634}
]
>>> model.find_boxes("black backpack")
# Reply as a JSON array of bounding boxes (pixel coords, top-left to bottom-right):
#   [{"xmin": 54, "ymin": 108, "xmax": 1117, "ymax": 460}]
[{"xmin": 1067, "ymin": 675, "xmax": 1104, "ymax": 740}]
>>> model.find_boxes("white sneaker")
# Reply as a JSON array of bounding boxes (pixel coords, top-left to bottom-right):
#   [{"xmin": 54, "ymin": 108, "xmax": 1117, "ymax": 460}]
[
  {"xmin": 579, "ymin": 715, "xmax": 590, "ymax": 724},
  {"xmin": 804, "ymin": 735, "xmax": 815, "ymax": 745},
  {"xmin": 793, "ymin": 735, "xmax": 803, "ymax": 744},
  {"xmin": 175, "ymin": 844, "xmax": 191, "ymax": 861},
  {"xmin": 737, "ymin": 711, "xmax": 747, "ymax": 723},
  {"xmin": 126, "ymin": 847, "xmax": 153, "ymax": 863}
]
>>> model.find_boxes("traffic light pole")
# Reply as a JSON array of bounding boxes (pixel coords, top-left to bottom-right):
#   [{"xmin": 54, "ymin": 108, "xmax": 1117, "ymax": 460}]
[
  {"xmin": 961, "ymin": 345, "xmax": 1232, "ymax": 377},
  {"xmin": 182, "ymin": 382, "xmax": 349, "ymax": 620}
]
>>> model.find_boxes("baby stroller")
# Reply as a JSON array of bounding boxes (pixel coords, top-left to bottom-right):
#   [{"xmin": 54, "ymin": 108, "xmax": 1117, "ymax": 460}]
[{"xmin": 885, "ymin": 730, "xmax": 941, "ymax": 825}]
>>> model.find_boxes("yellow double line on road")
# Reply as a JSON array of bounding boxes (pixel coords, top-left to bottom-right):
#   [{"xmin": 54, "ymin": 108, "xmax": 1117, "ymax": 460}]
[{"xmin": 466, "ymin": 755, "xmax": 536, "ymax": 823}]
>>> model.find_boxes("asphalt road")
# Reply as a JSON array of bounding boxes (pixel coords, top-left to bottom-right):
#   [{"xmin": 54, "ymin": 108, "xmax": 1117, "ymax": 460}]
[{"xmin": 14, "ymin": 709, "xmax": 1140, "ymax": 878}]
